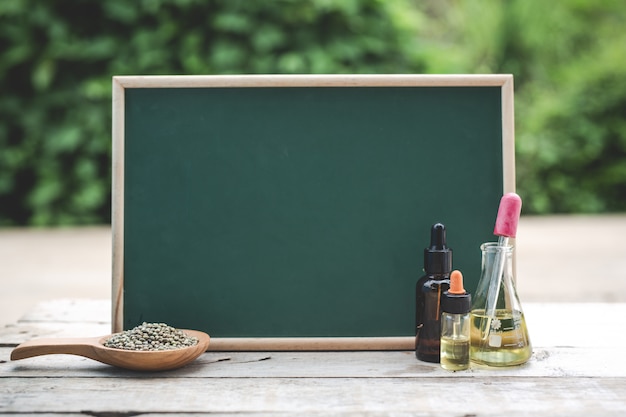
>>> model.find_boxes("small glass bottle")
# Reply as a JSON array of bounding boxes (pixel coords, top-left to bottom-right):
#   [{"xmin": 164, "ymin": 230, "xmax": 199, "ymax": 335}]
[
  {"xmin": 440, "ymin": 270, "xmax": 471, "ymax": 371},
  {"xmin": 470, "ymin": 242, "xmax": 532, "ymax": 366},
  {"xmin": 415, "ymin": 223, "xmax": 452, "ymax": 362}
]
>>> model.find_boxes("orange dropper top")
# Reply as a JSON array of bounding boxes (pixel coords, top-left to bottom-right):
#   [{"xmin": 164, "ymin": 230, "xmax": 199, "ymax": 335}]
[
  {"xmin": 443, "ymin": 270, "xmax": 471, "ymax": 314},
  {"xmin": 449, "ymin": 270, "xmax": 466, "ymax": 295}
]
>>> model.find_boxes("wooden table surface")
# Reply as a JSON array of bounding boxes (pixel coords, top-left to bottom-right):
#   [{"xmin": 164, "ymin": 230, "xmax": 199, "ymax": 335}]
[{"xmin": 1, "ymin": 299, "xmax": 625, "ymax": 416}]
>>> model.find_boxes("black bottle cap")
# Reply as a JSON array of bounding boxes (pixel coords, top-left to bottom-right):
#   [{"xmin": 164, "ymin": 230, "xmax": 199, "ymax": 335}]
[
  {"xmin": 442, "ymin": 291, "xmax": 472, "ymax": 314},
  {"xmin": 423, "ymin": 223, "xmax": 453, "ymax": 275}
]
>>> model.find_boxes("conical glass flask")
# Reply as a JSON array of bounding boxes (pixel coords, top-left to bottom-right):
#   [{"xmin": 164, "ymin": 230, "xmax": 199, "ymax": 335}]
[{"xmin": 470, "ymin": 242, "xmax": 532, "ymax": 366}]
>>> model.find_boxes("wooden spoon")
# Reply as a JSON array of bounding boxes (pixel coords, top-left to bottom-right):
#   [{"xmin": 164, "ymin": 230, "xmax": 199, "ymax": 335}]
[{"xmin": 10, "ymin": 329, "xmax": 210, "ymax": 371}]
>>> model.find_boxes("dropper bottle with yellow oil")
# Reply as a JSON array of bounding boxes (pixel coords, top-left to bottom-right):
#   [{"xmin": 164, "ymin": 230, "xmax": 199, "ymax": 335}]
[{"xmin": 440, "ymin": 270, "xmax": 471, "ymax": 371}]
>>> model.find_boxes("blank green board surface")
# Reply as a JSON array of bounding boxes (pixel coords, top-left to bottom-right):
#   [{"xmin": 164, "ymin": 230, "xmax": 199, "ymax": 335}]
[{"xmin": 112, "ymin": 75, "xmax": 515, "ymax": 349}]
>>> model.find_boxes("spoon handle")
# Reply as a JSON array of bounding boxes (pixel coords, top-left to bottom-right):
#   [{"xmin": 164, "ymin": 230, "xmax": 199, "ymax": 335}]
[{"xmin": 11, "ymin": 336, "xmax": 103, "ymax": 362}]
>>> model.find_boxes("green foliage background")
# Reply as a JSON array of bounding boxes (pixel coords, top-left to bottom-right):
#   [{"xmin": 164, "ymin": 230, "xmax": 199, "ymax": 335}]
[{"xmin": 1, "ymin": 0, "xmax": 625, "ymax": 225}]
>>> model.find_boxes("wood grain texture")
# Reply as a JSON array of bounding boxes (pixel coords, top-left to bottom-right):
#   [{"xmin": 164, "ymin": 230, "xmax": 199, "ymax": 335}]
[
  {"xmin": 2, "ymin": 300, "xmax": 626, "ymax": 415},
  {"xmin": 112, "ymin": 76, "xmax": 125, "ymax": 335},
  {"xmin": 1, "ymin": 377, "xmax": 625, "ymax": 415},
  {"xmin": 4, "ymin": 300, "xmax": 622, "ymax": 349},
  {"xmin": 114, "ymin": 74, "xmax": 513, "ymax": 89},
  {"xmin": 501, "ymin": 75, "xmax": 516, "ymax": 194},
  {"xmin": 207, "ymin": 336, "xmax": 414, "ymax": 351},
  {"xmin": 1, "ymin": 347, "xmax": 624, "ymax": 378}
]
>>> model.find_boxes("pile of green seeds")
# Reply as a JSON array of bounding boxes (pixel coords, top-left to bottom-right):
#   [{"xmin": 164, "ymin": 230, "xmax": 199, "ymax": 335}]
[{"xmin": 104, "ymin": 322, "xmax": 198, "ymax": 351}]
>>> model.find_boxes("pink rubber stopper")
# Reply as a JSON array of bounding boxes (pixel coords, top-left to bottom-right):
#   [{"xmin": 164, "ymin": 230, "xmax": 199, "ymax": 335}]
[{"xmin": 493, "ymin": 192, "xmax": 522, "ymax": 238}]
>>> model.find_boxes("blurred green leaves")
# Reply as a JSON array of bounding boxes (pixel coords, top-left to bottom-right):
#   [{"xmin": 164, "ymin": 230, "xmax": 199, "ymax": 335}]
[
  {"xmin": 1, "ymin": 0, "xmax": 625, "ymax": 225},
  {"xmin": 418, "ymin": 0, "xmax": 626, "ymax": 214},
  {"xmin": 0, "ymin": 0, "xmax": 422, "ymax": 226}
]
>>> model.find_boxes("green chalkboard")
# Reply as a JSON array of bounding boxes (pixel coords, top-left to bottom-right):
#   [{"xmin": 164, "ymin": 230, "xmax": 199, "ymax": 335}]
[{"xmin": 112, "ymin": 75, "xmax": 515, "ymax": 350}]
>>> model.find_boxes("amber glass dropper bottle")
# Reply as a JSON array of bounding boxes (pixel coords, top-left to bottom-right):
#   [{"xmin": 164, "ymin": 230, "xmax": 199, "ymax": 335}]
[{"xmin": 415, "ymin": 223, "xmax": 452, "ymax": 362}]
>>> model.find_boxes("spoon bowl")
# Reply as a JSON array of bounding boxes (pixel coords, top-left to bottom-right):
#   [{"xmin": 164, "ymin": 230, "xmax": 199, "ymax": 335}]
[{"xmin": 10, "ymin": 329, "xmax": 210, "ymax": 371}]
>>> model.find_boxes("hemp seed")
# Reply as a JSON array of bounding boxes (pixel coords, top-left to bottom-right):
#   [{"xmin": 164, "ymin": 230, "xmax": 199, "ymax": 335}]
[{"xmin": 104, "ymin": 322, "xmax": 198, "ymax": 351}]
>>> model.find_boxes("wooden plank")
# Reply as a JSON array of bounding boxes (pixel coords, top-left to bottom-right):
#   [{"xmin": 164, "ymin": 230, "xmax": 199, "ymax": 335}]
[
  {"xmin": 206, "ymin": 337, "xmax": 414, "ymax": 351},
  {"xmin": 15, "ymin": 299, "xmax": 110, "ymax": 324},
  {"xmin": 523, "ymin": 302, "xmax": 626, "ymax": 348},
  {"xmin": 115, "ymin": 73, "xmax": 514, "ymax": 88},
  {"xmin": 112, "ymin": 76, "xmax": 125, "ymax": 334},
  {"xmin": 0, "ymin": 299, "xmax": 109, "ymax": 345},
  {"xmin": 4, "ymin": 301, "xmax": 625, "ymax": 349},
  {"xmin": 3, "ymin": 347, "xmax": 626, "ymax": 379},
  {"xmin": 0, "ymin": 323, "xmax": 110, "ymax": 346},
  {"xmin": 1, "ymin": 377, "xmax": 625, "ymax": 415},
  {"xmin": 2, "ymin": 300, "xmax": 626, "ymax": 416}
]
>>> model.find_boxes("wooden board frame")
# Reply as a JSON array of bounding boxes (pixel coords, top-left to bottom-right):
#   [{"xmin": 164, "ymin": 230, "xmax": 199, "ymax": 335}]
[{"xmin": 112, "ymin": 74, "xmax": 515, "ymax": 351}]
